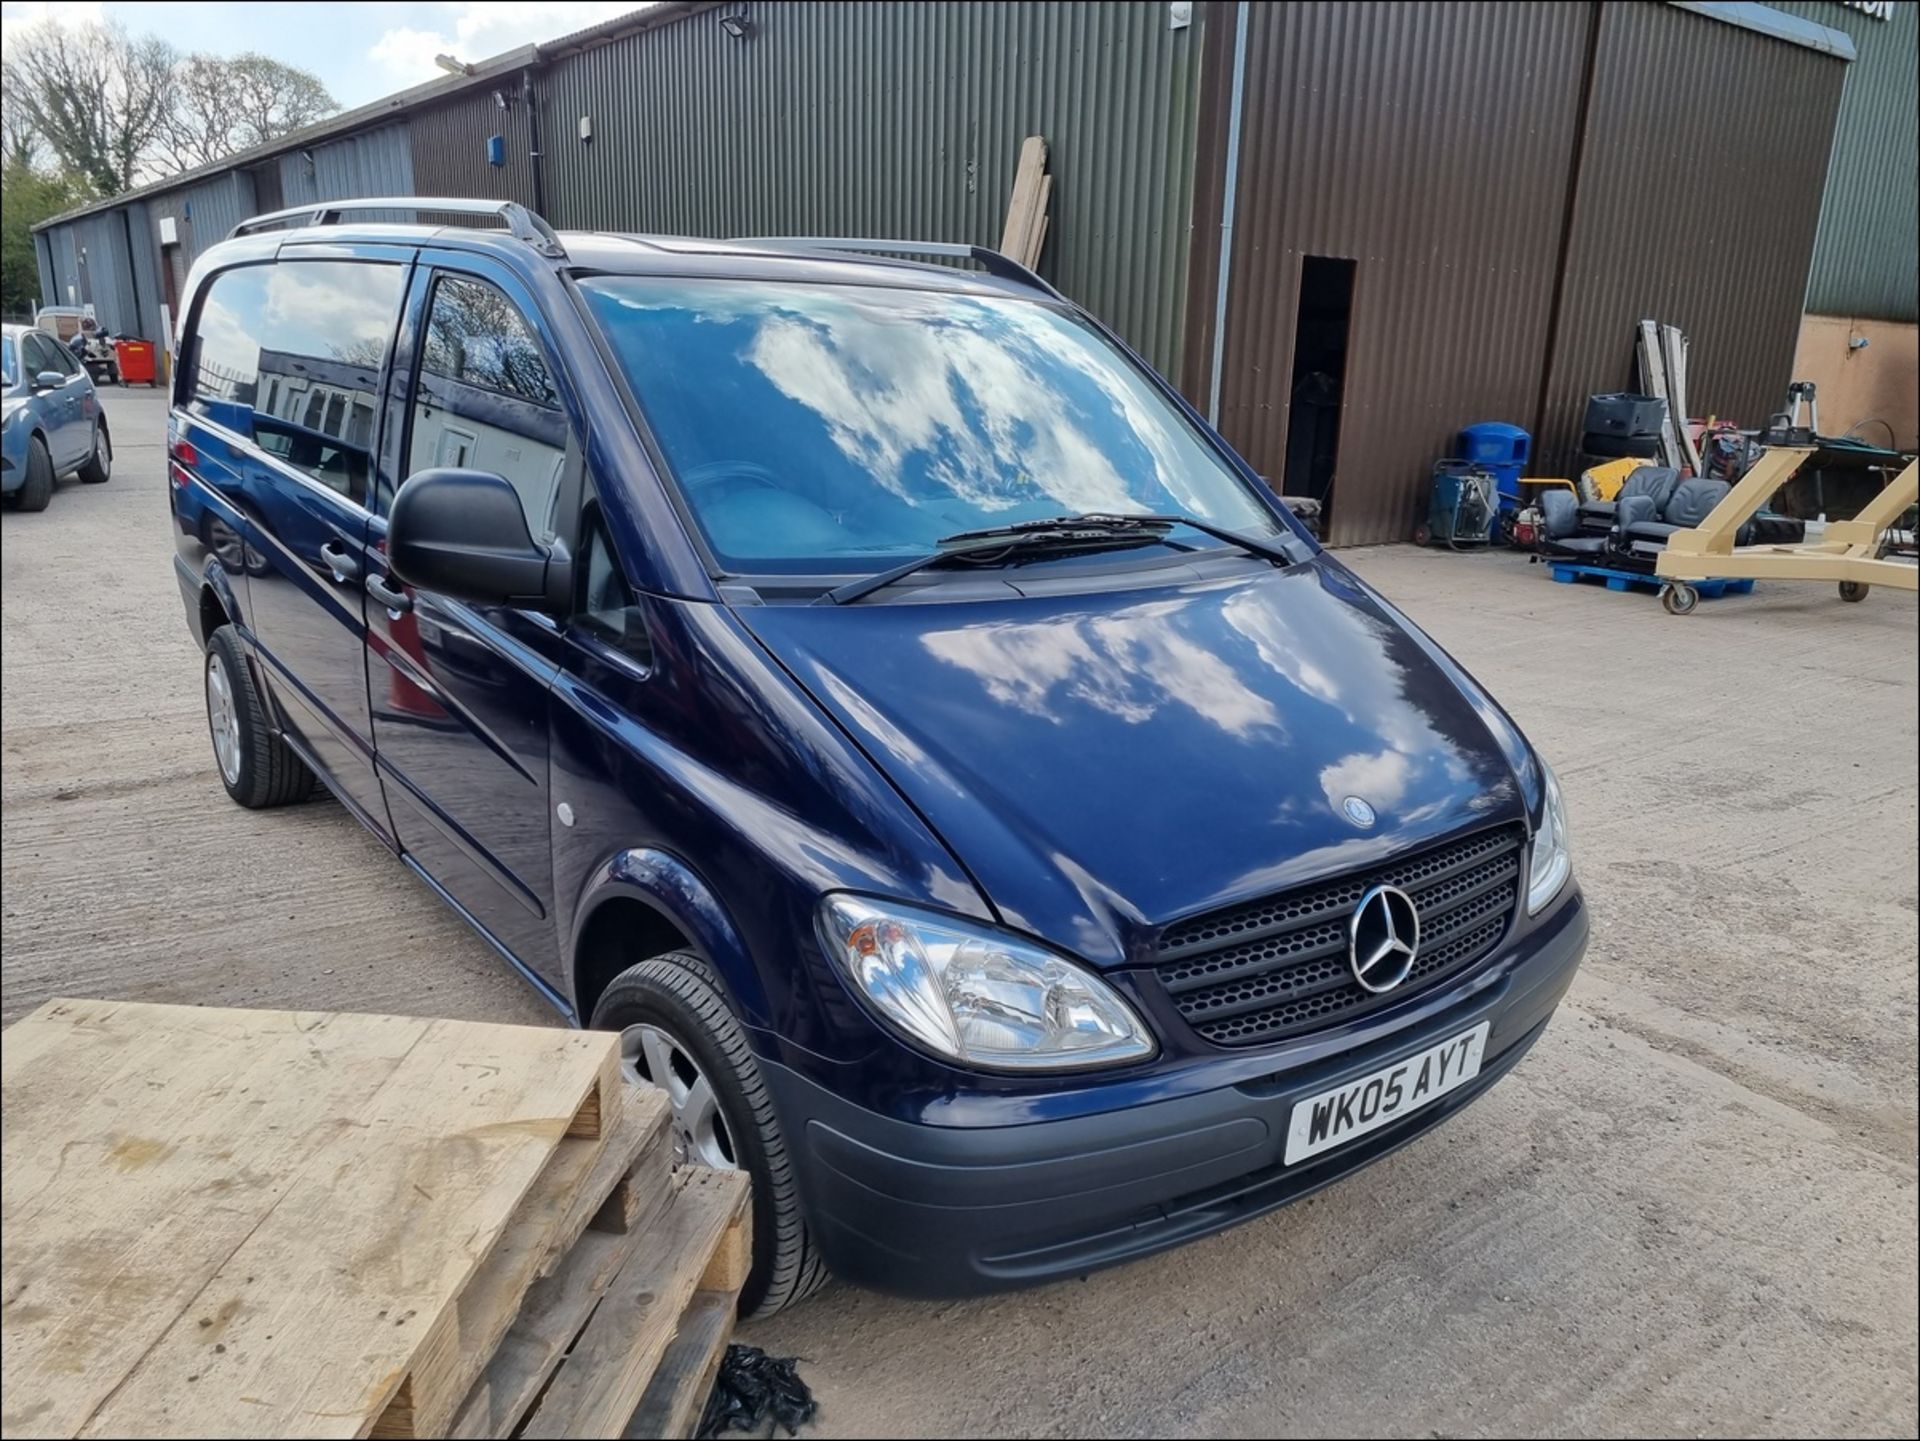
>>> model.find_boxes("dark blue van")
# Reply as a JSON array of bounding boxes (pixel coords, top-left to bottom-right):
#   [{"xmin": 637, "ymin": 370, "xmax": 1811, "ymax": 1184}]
[{"xmin": 169, "ymin": 199, "xmax": 1586, "ymax": 1315}]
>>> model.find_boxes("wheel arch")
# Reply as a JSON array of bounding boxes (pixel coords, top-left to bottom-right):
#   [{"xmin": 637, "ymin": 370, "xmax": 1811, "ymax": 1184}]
[{"xmin": 569, "ymin": 848, "xmax": 770, "ymax": 1029}]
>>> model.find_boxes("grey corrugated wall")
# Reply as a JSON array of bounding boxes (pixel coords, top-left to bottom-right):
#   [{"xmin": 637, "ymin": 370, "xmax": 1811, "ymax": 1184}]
[
  {"xmin": 535, "ymin": 0, "xmax": 1205, "ymax": 381},
  {"xmin": 409, "ymin": 90, "xmax": 538, "ymax": 210},
  {"xmin": 1535, "ymin": 2, "xmax": 1847, "ymax": 470},
  {"xmin": 279, "ymin": 124, "xmax": 416, "ymax": 213},
  {"xmin": 1773, "ymin": 0, "xmax": 1918, "ymax": 321}
]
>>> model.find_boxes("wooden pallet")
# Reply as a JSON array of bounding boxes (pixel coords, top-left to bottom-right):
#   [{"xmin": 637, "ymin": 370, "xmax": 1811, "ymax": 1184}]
[
  {"xmin": 1547, "ymin": 561, "xmax": 1754, "ymax": 599},
  {"xmin": 1, "ymin": 999, "xmax": 750, "ymax": 1440}
]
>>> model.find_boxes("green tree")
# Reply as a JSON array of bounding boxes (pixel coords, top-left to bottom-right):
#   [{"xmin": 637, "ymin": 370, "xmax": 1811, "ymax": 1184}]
[{"xmin": 1, "ymin": 159, "xmax": 93, "ymax": 320}]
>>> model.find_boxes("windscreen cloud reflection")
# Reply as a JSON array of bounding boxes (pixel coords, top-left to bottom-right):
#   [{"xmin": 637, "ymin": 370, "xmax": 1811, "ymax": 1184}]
[{"xmin": 580, "ymin": 277, "xmax": 1282, "ymax": 573}]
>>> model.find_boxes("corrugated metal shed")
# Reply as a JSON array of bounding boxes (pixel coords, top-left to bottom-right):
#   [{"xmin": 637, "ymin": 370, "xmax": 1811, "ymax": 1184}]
[
  {"xmin": 1774, "ymin": 0, "xmax": 1918, "ymax": 320},
  {"xmin": 1192, "ymin": 1, "xmax": 1593, "ymax": 546},
  {"xmin": 278, "ymin": 124, "xmax": 416, "ymax": 212},
  {"xmin": 409, "ymin": 90, "xmax": 538, "ymax": 211},
  {"xmin": 147, "ymin": 172, "xmax": 260, "ymax": 270},
  {"xmin": 1536, "ymin": 1, "xmax": 1847, "ymax": 469},
  {"xmin": 538, "ymin": 0, "xmax": 1204, "ymax": 381}
]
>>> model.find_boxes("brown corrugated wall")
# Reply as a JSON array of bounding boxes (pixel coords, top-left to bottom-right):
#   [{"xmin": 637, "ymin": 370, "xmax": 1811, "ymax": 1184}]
[
  {"xmin": 1200, "ymin": 2, "xmax": 1593, "ymax": 546},
  {"xmin": 1190, "ymin": 1, "xmax": 1849, "ymax": 546},
  {"xmin": 1535, "ymin": 2, "xmax": 1848, "ymax": 471}
]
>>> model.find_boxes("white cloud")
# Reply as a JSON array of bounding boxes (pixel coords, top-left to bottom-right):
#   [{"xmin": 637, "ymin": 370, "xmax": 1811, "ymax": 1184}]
[
  {"xmin": 368, "ymin": 2, "xmax": 642, "ymax": 88},
  {"xmin": 0, "ymin": 0, "xmax": 104, "ymax": 51}
]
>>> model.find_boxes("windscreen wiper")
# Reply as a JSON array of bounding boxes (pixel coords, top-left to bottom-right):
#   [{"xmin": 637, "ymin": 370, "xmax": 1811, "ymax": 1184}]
[
  {"xmin": 819, "ymin": 519, "xmax": 1170, "ymax": 606},
  {"xmin": 820, "ymin": 512, "xmax": 1307, "ymax": 606},
  {"xmin": 944, "ymin": 512, "xmax": 1308, "ymax": 565}
]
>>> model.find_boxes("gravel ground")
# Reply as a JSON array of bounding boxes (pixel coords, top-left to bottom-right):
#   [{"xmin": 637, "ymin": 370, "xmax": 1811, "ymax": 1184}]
[{"xmin": 4, "ymin": 389, "xmax": 1915, "ymax": 1437}]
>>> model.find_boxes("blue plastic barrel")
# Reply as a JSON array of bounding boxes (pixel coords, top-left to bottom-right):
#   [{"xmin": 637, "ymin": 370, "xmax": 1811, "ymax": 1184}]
[{"xmin": 1457, "ymin": 422, "xmax": 1530, "ymax": 516}]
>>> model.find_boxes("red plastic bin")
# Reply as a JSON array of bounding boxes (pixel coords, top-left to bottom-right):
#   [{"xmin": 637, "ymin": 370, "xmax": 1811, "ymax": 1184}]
[{"xmin": 113, "ymin": 338, "xmax": 158, "ymax": 387}]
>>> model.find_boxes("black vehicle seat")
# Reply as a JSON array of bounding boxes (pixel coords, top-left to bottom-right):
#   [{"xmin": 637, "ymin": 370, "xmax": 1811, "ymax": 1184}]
[
  {"xmin": 1621, "ymin": 476, "xmax": 1729, "ymax": 545},
  {"xmin": 1580, "ymin": 465, "xmax": 1679, "ymax": 530},
  {"xmin": 1538, "ymin": 490, "xmax": 1610, "ymax": 559}
]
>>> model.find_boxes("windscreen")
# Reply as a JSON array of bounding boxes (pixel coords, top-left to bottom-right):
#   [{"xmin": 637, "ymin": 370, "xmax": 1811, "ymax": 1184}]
[{"xmin": 578, "ymin": 276, "xmax": 1282, "ymax": 574}]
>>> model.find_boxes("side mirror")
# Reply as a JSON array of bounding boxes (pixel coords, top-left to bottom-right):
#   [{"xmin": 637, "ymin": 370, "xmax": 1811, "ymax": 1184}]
[
  {"xmin": 387, "ymin": 468, "xmax": 572, "ymax": 613},
  {"xmin": 33, "ymin": 371, "xmax": 65, "ymax": 391}
]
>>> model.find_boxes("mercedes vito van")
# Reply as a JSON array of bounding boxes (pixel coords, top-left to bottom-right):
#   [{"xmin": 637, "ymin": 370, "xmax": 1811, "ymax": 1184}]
[{"xmin": 169, "ymin": 199, "xmax": 1586, "ymax": 1316}]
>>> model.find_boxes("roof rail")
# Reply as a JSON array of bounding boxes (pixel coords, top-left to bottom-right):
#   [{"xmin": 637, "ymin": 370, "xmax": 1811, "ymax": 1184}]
[
  {"xmin": 736, "ymin": 237, "xmax": 1060, "ymax": 299},
  {"xmin": 230, "ymin": 198, "xmax": 566, "ymax": 258}
]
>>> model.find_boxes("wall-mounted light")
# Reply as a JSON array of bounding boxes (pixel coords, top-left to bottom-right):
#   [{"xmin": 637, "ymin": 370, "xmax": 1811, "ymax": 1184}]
[
  {"xmin": 491, "ymin": 88, "xmax": 514, "ymax": 111},
  {"xmin": 719, "ymin": 11, "xmax": 754, "ymax": 39},
  {"xmin": 434, "ymin": 53, "xmax": 474, "ymax": 76}
]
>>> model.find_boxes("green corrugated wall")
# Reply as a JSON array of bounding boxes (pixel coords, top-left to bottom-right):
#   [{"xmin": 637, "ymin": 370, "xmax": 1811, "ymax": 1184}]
[
  {"xmin": 1773, "ymin": 1, "xmax": 1918, "ymax": 320},
  {"xmin": 537, "ymin": 0, "xmax": 1207, "ymax": 380}
]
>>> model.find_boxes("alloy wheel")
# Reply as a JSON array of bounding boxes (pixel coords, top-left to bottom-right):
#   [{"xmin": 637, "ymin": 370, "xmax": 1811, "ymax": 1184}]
[
  {"xmin": 620, "ymin": 1022, "xmax": 737, "ymax": 1171},
  {"xmin": 206, "ymin": 651, "xmax": 243, "ymax": 785}
]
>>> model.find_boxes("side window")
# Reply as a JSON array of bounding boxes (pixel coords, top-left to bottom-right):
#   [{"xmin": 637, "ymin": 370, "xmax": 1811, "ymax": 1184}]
[
  {"xmin": 29, "ymin": 333, "xmax": 76, "ymax": 377},
  {"xmin": 20, "ymin": 333, "xmax": 54, "ymax": 377},
  {"xmin": 407, "ymin": 274, "xmax": 566, "ymax": 540},
  {"xmin": 574, "ymin": 502, "xmax": 651, "ymax": 663},
  {"xmin": 187, "ymin": 260, "xmax": 403, "ymax": 505}
]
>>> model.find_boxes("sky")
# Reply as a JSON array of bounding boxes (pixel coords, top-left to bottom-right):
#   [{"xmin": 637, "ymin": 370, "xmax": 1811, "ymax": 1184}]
[{"xmin": 0, "ymin": 1, "xmax": 649, "ymax": 109}]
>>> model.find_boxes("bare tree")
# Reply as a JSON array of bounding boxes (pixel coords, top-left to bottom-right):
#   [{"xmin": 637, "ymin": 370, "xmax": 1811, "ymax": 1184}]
[
  {"xmin": 159, "ymin": 53, "xmax": 336, "ymax": 173},
  {"xmin": 0, "ymin": 19, "xmax": 175, "ymax": 195}
]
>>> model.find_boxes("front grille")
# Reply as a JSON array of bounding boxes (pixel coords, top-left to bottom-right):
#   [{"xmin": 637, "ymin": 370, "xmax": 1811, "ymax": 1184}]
[{"xmin": 1153, "ymin": 824, "xmax": 1524, "ymax": 1047}]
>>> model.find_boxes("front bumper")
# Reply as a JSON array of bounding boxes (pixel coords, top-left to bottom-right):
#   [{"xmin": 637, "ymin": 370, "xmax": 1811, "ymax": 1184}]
[{"xmin": 762, "ymin": 887, "xmax": 1588, "ymax": 1297}]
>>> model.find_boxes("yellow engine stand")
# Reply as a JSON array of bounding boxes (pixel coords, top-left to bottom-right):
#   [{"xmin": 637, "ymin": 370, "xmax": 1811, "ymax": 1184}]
[{"xmin": 1654, "ymin": 451, "xmax": 1917, "ymax": 614}]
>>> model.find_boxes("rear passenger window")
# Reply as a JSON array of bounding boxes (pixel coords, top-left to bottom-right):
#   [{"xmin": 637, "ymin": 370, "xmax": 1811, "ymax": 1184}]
[
  {"xmin": 187, "ymin": 261, "xmax": 403, "ymax": 505},
  {"xmin": 407, "ymin": 274, "xmax": 566, "ymax": 541}
]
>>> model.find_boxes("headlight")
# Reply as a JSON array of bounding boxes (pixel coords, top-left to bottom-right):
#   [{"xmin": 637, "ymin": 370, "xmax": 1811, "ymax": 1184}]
[
  {"xmin": 818, "ymin": 896, "xmax": 1155, "ymax": 1070},
  {"xmin": 1527, "ymin": 761, "xmax": 1573, "ymax": 914}
]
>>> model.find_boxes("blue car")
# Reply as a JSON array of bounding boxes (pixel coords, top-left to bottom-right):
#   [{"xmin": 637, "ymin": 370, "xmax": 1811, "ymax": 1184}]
[
  {"xmin": 2, "ymin": 323, "xmax": 113, "ymax": 511},
  {"xmin": 168, "ymin": 199, "xmax": 1585, "ymax": 1316}
]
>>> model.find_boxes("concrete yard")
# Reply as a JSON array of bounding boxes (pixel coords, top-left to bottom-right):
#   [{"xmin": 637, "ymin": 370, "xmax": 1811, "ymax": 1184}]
[{"xmin": 4, "ymin": 389, "xmax": 1916, "ymax": 1437}]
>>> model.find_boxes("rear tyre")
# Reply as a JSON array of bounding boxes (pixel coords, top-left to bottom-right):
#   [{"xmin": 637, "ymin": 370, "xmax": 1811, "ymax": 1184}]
[
  {"xmin": 15, "ymin": 437, "xmax": 54, "ymax": 511},
  {"xmin": 78, "ymin": 424, "xmax": 111, "ymax": 483},
  {"xmin": 205, "ymin": 626, "xmax": 316, "ymax": 808},
  {"xmin": 590, "ymin": 954, "xmax": 828, "ymax": 1318},
  {"xmin": 1838, "ymin": 580, "xmax": 1868, "ymax": 603}
]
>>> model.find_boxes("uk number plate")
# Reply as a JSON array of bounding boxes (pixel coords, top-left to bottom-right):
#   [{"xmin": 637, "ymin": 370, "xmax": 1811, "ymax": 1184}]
[{"xmin": 1283, "ymin": 1022, "xmax": 1490, "ymax": 1165}]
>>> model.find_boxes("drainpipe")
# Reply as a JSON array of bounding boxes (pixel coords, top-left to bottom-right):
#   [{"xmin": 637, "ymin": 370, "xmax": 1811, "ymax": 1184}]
[
  {"xmin": 1205, "ymin": 1, "xmax": 1253, "ymax": 428},
  {"xmin": 120, "ymin": 208, "xmax": 146, "ymax": 339},
  {"xmin": 522, "ymin": 66, "xmax": 546, "ymax": 219}
]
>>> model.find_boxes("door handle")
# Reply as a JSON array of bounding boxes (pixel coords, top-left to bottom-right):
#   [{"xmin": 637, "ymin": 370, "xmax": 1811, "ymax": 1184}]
[
  {"xmin": 318, "ymin": 541, "xmax": 360, "ymax": 583},
  {"xmin": 365, "ymin": 571, "xmax": 413, "ymax": 615}
]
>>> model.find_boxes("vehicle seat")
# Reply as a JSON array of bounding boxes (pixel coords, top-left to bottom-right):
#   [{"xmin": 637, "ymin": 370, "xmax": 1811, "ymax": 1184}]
[
  {"xmin": 1538, "ymin": 490, "xmax": 1610, "ymax": 559},
  {"xmin": 1621, "ymin": 477, "xmax": 1728, "ymax": 545},
  {"xmin": 1579, "ymin": 465, "xmax": 1679, "ymax": 530}
]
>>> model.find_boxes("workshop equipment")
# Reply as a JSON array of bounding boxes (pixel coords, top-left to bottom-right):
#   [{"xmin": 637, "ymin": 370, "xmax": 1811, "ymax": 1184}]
[
  {"xmin": 1457, "ymin": 422, "xmax": 1530, "ymax": 518},
  {"xmin": 1414, "ymin": 461, "xmax": 1497, "ymax": 549},
  {"xmin": 1655, "ymin": 452, "xmax": 1919, "ymax": 614}
]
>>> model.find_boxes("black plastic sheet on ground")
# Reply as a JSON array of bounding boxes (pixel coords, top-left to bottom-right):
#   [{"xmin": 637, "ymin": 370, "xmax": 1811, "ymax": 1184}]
[{"xmin": 697, "ymin": 1344, "xmax": 817, "ymax": 1438}]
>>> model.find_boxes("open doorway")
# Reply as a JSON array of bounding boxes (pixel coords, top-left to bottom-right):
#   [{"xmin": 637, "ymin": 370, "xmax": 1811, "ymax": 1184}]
[{"xmin": 1283, "ymin": 256, "xmax": 1356, "ymax": 529}]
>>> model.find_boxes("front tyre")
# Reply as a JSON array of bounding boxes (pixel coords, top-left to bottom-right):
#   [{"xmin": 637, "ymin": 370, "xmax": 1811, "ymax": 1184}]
[
  {"xmin": 205, "ymin": 626, "xmax": 317, "ymax": 808},
  {"xmin": 15, "ymin": 436, "xmax": 54, "ymax": 511},
  {"xmin": 590, "ymin": 954, "xmax": 828, "ymax": 1317}
]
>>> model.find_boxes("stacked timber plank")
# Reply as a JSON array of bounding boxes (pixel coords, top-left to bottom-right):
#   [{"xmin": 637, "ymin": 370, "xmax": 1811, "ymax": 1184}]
[
  {"xmin": 1, "ymin": 999, "xmax": 750, "ymax": 1440},
  {"xmin": 999, "ymin": 135, "xmax": 1052, "ymax": 269}
]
